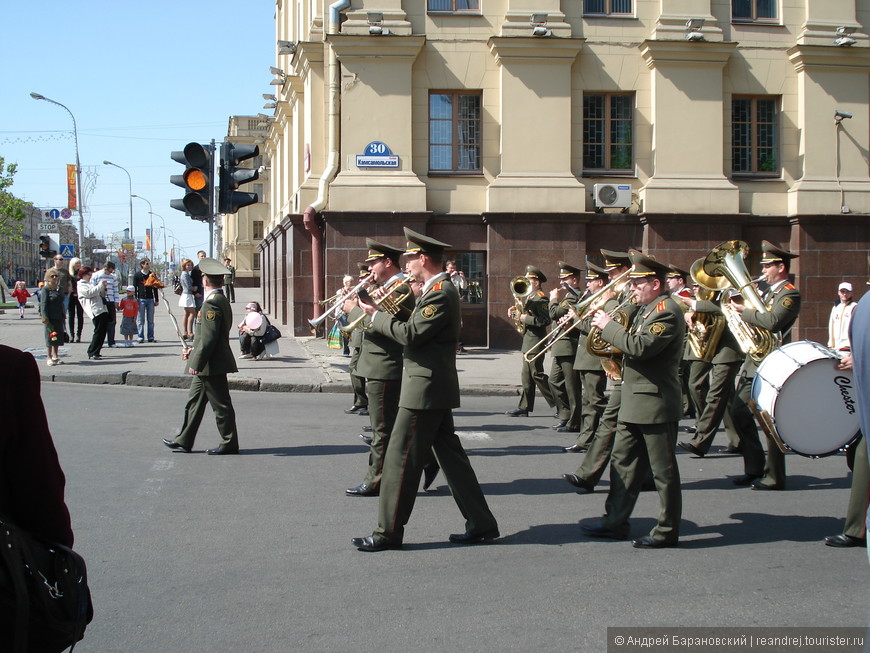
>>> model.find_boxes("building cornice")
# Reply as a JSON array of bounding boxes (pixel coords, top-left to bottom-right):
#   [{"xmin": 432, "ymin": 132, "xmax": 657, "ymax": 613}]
[
  {"xmin": 639, "ymin": 39, "xmax": 737, "ymax": 69},
  {"xmin": 488, "ymin": 37, "xmax": 584, "ymax": 65},
  {"xmin": 788, "ymin": 44, "xmax": 870, "ymax": 73}
]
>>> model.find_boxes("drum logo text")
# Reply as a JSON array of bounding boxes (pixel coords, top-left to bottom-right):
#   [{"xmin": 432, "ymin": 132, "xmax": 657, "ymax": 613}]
[{"xmin": 834, "ymin": 376, "xmax": 856, "ymax": 415}]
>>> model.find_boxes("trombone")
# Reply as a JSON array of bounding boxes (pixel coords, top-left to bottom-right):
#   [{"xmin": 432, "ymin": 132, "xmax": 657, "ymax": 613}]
[
  {"xmin": 340, "ymin": 275, "xmax": 415, "ymax": 335},
  {"xmin": 308, "ymin": 272, "xmax": 375, "ymax": 329}
]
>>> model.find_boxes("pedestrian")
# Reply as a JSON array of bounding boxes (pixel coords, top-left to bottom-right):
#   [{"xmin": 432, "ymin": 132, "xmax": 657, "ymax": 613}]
[
  {"xmin": 77, "ymin": 266, "xmax": 109, "ymax": 361},
  {"xmin": 177, "ymin": 258, "xmax": 197, "ymax": 340},
  {"xmin": 237, "ymin": 302, "xmax": 270, "ymax": 360},
  {"xmin": 50, "ymin": 254, "xmax": 72, "ymax": 341},
  {"xmin": 67, "ymin": 257, "xmax": 84, "ymax": 342},
  {"xmin": 11, "ymin": 280, "xmax": 31, "ymax": 319},
  {"xmin": 133, "ymin": 258, "xmax": 160, "ymax": 343},
  {"xmin": 162, "ymin": 258, "xmax": 240, "ymax": 455},
  {"xmin": 223, "ymin": 257, "xmax": 236, "ymax": 303},
  {"xmin": 191, "ymin": 250, "xmax": 207, "ymax": 310},
  {"xmin": 118, "ymin": 285, "xmax": 139, "ymax": 347},
  {"xmin": 92, "ymin": 260, "xmax": 120, "ymax": 348},
  {"xmin": 39, "ymin": 269, "xmax": 65, "ymax": 366},
  {"xmin": 0, "ymin": 345, "xmax": 77, "ymax": 652},
  {"xmin": 829, "ymin": 281, "xmax": 857, "ymax": 355},
  {"xmin": 351, "ymin": 227, "xmax": 498, "ymax": 551}
]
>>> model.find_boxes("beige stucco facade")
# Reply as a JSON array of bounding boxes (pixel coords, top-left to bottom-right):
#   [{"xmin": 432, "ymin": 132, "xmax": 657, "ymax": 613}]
[{"xmin": 259, "ymin": 0, "xmax": 870, "ymax": 348}]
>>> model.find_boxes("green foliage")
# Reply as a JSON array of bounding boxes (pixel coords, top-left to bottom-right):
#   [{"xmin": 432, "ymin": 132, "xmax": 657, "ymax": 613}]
[{"xmin": 0, "ymin": 157, "xmax": 29, "ymax": 245}]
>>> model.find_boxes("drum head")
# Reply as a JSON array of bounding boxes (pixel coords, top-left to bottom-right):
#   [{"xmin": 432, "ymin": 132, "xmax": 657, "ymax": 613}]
[
  {"xmin": 752, "ymin": 342, "xmax": 859, "ymax": 457},
  {"xmin": 245, "ymin": 312, "xmax": 263, "ymax": 330}
]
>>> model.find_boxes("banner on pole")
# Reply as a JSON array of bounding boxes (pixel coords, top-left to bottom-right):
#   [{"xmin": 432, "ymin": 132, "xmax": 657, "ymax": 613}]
[{"xmin": 66, "ymin": 164, "xmax": 77, "ymax": 211}]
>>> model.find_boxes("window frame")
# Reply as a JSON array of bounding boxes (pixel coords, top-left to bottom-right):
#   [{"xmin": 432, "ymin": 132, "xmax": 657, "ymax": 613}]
[
  {"xmin": 583, "ymin": 0, "xmax": 634, "ymax": 17},
  {"xmin": 252, "ymin": 220, "xmax": 264, "ymax": 240},
  {"xmin": 581, "ymin": 91, "xmax": 635, "ymax": 176},
  {"xmin": 427, "ymin": 0, "xmax": 481, "ymax": 15},
  {"xmin": 730, "ymin": 95, "xmax": 780, "ymax": 178},
  {"xmin": 731, "ymin": 0, "xmax": 778, "ymax": 24},
  {"xmin": 428, "ymin": 90, "xmax": 483, "ymax": 176}
]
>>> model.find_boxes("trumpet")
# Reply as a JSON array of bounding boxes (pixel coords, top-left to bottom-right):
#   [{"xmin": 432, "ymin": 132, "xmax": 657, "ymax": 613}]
[
  {"xmin": 523, "ymin": 270, "xmax": 630, "ymax": 363},
  {"xmin": 340, "ymin": 275, "xmax": 415, "ymax": 335},
  {"xmin": 309, "ymin": 272, "xmax": 375, "ymax": 329},
  {"xmin": 508, "ymin": 276, "xmax": 534, "ymax": 335}
]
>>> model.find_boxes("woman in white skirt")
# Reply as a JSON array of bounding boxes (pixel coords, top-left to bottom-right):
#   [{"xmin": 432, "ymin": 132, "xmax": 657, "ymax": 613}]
[{"xmin": 177, "ymin": 258, "xmax": 197, "ymax": 340}]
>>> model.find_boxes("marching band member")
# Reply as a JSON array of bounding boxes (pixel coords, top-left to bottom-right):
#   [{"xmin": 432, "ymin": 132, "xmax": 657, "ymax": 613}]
[{"xmin": 548, "ymin": 262, "xmax": 584, "ymax": 433}]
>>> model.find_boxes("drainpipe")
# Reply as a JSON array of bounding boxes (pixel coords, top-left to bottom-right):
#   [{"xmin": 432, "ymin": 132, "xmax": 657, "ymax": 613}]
[{"xmin": 304, "ymin": 0, "xmax": 348, "ymax": 325}]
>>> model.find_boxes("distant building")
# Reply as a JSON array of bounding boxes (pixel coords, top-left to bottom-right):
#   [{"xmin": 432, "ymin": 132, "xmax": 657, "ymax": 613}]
[{"xmin": 259, "ymin": 1, "xmax": 870, "ymax": 347}]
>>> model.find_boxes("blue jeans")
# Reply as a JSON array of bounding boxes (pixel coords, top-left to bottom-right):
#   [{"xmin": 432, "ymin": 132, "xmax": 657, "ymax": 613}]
[{"xmin": 137, "ymin": 298, "xmax": 155, "ymax": 341}]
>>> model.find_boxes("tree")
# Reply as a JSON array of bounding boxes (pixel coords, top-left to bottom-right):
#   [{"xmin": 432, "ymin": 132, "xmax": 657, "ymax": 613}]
[{"xmin": 0, "ymin": 157, "xmax": 29, "ymax": 245}]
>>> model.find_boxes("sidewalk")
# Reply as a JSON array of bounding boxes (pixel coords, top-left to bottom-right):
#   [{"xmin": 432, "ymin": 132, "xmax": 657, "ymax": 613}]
[{"xmin": 0, "ymin": 286, "xmax": 521, "ymax": 396}]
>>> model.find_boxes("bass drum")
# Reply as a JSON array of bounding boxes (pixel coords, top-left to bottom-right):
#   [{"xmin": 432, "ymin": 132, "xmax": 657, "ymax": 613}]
[{"xmin": 751, "ymin": 341, "xmax": 860, "ymax": 457}]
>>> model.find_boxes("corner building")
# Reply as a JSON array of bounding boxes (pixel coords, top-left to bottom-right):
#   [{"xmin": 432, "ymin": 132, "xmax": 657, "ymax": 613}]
[{"xmin": 260, "ymin": 0, "xmax": 870, "ymax": 348}]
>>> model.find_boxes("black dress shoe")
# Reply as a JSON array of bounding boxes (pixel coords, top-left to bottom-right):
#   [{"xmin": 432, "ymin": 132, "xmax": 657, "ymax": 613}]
[
  {"xmin": 207, "ymin": 446, "xmax": 239, "ymax": 455},
  {"xmin": 448, "ymin": 528, "xmax": 499, "ymax": 544},
  {"xmin": 824, "ymin": 533, "xmax": 867, "ymax": 548},
  {"xmin": 352, "ymin": 536, "xmax": 402, "ymax": 552},
  {"xmin": 359, "ymin": 433, "xmax": 373, "ymax": 445},
  {"xmin": 505, "ymin": 409, "xmax": 529, "ymax": 417},
  {"xmin": 580, "ymin": 523, "xmax": 627, "ymax": 540},
  {"xmin": 562, "ymin": 473, "xmax": 594, "ymax": 493},
  {"xmin": 363, "ymin": 425, "xmax": 372, "ymax": 432},
  {"xmin": 162, "ymin": 438, "xmax": 191, "ymax": 453},
  {"xmin": 551, "ymin": 420, "xmax": 568, "ymax": 430},
  {"xmin": 556, "ymin": 426, "xmax": 580, "ymax": 433},
  {"xmin": 632, "ymin": 535, "xmax": 677, "ymax": 549},
  {"xmin": 751, "ymin": 481, "xmax": 783, "ymax": 491},
  {"xmin": 358, "ymin": 408, "xmax": 369, "ymax": 416},
  {"xmin": 88, "ymin": 354, "xmax": 103, "ymax": 360},
  {"xmin": 346, "ymin": 483, "xmax": 379, "ymax": 497},
  {"xmin": 677, "ymin": 441, "xmax": 705, "ymax": 457},
  {"xmin": 562, "ymin": 444, "xmax": 587, "ymax": 453},
  {"xmin": 344, "ymin": 405, "xmax": 366, "ymax": 414},
  {"xmin": 725, "ymin": 445, "xmax": 743, "ymax": 454},
  {"xmin": 422, "ymin": 464, "xmax": 439, "ymax": 491},
  {"xmin": 732, "ymin": 474, "xmax": 762, "ymax": 486}
]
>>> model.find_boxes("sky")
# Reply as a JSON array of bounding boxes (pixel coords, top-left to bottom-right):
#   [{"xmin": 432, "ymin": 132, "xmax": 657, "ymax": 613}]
[{"xmin": 1, "ymin": 1, "xmax": 275, "ymax": 262}]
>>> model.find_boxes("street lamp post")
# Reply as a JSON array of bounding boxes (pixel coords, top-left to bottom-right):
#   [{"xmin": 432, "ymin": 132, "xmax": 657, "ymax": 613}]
[
  {"xmin": 131, "ymin": 194, "xmax": 153, "ymax": 262},
  {"xmin": 102, "ymin": 160, "xmax": 134, "ymax": 284},
  {"xmin": 29, "ymin": 92, "xmax": 86, "ymax": 262}
]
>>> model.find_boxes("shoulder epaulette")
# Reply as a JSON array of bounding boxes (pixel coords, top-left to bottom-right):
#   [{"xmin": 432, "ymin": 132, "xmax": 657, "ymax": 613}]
[
  {"xmin": 784, "ymin": 283, "xmax": 796, "ymax": 290},
  {"xmin": 537, "ymin": 290, "xmax": 546, "ymax": 298},
  {"xmin": 432, "ymin": 281, "xmax": 444, "ymax": 291},
  {"xmin": 656, "ymin": 300, "xmax": 667, "ymax": 312}
]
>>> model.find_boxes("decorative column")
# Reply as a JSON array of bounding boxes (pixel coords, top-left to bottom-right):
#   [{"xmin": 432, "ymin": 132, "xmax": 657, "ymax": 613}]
[{"xmin": 638, "ymin": 39, "xmax": 739, "ymax": 214}]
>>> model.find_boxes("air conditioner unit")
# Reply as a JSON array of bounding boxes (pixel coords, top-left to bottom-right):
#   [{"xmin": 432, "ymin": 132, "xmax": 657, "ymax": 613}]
[{"xmin": 593, "ymin": 183, "xmax": 632, "ymax": 209}]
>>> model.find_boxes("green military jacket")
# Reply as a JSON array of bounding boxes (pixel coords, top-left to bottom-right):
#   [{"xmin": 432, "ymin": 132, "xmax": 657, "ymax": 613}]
[
  {"xmin": 548, "ymin": 292, "xmax": 580, "ymax": 358},
  {"xmin": 357, "ymin": 280, "xmax": 416, "ymax": 381},
  {"xmin": 740, "ymin": 281, "xmax": 800, "ymax": 375},
  {"xmin": 600, "ymin": 293, "xmax": 685, "ymax": 424},
  {"xmin": 692, "ymin": 298, "xmax": 743, "ymax": 364},
  {"xmin": 348, "ymin": 306, "xmax": 365, "ymax": 349},
  {"xmin": 520, "ymin": 291, "xmax": 551, "ymax": 354},
  {"xmin": 368, "ymin": 272, "xmax": 460, "ymax": 410},
  {"xmin": 190, "ymin": 289, "xmax": 238, "ymax": 376}
]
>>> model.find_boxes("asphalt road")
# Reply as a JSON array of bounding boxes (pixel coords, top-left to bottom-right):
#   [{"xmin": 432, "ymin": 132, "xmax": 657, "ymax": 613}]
[{"xmin": 49, "ymin": 385, "xmax": 867, "ymax": 652}]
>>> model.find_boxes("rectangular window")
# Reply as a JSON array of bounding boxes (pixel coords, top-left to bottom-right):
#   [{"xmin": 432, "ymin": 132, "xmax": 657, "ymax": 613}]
[
  {"xmin": 429, "ymin": 91, "xmax": 482, "ymax": 174},
  {"xmin": 252, "ymin": 220, "xmax": 264, "ymax": 240},
  {"xmin": 584, "ymin": 0, "xmax": 633, "ymax": 16},
  {"xmin": 428, "ymin": 0, "xmax": 480, "ymax": 12},
  {"xmin": 732, "ymin": 96, "xmax": 779, "ymax": 176},
  {"xmin": 583, "ymin": 93, "xmax": 634, "ymax": 173},
  {"xmin": 732, "ymin": 0, "xmax": 777, "ymax": 21},
  {"xmin": 252, "ymin": 252, "xmax": 261, "ymax": 271}
]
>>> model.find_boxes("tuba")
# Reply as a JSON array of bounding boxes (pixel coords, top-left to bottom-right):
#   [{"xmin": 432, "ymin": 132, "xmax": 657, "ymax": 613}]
[
  {"xmin": 695, "ymin": 241, "xmax": 780, "ymax": 362},
  {"xmin": 508, "ymin": 276, "xmax": 534, "ymax": 334},
  {"xmin": 686, "ymin": 258, "xmax": 727, "ymax": 362}
]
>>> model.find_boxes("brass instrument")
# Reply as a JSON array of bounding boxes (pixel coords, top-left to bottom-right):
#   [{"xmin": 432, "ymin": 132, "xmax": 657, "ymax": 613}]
[
  {"xmin": 586, "ymin": 294, "xmax": 634, "ymax": 380},
  {"xmin": 522, "ymin": 272, "xmax": 629, "ymax": 365},
  {"xmin": 309, "ymin": 272, "xmax": 375, "ymax": 329},
  {"xmin": 508, "ymin": 276, "xmax": 534, "ymax": 335},
  {"xmin": 585, "ymin": 271, "xmax": 633, "ymax": 359},
  {"xmin": 686, "ymin": 258, "xmax": 727, "ymax": 362},
  {"xmin": 339, "ymin": 275, "xmax": 414, "ymax": 335},
  {"xmin": 694, "ymin": 240, "xmax": 780, "ymax": 362}
]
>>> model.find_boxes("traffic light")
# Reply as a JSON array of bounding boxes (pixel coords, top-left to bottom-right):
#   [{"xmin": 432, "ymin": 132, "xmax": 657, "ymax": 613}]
[
  {"xmin": 218, "ymin": 142, "xmax": 259, "ymax": 214},
  {"xmin": 38, "ymin": 235, "xmax": 57, "ymax": 259},
  {"xmin": 170, "ymin": 142, "xmax": 214, "ymax": 219}
]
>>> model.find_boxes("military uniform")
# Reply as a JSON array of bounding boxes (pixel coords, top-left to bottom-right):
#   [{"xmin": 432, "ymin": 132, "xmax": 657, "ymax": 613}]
[
  {"xmin": 348, "ymin": 263, "xmax": 370, "ymax": 412},
  {"xmin": 667, "ymin": 267, "xmax": 695, "ymax": 419},
  {"xmin": 348, "ymin": 240, "xmax": 416, "ymax": 495},
  {"xmin": 548, "ymin": 262, "xmax": 584, "ymax": 431},
  {"xmin": 223, "ymin": 258, "xmax": 236, "ymax": 303},
  {"xmin": 514, "ymin": 266, "xmax": 555, "ymax": 414},
  {"xmin": 730, "ymin": 241, "xmax": 801, "ymax": 489},
  {"xmin": 166, "ymin": 258, "xmax": 240, "ymax": 454},
  {"xmin": 355, "ymin": 229, "xmax": 497, "ymax": 549},
  {"xmin": 582, "ymin": 252, "xmax": 685, "ymax": 547}
]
